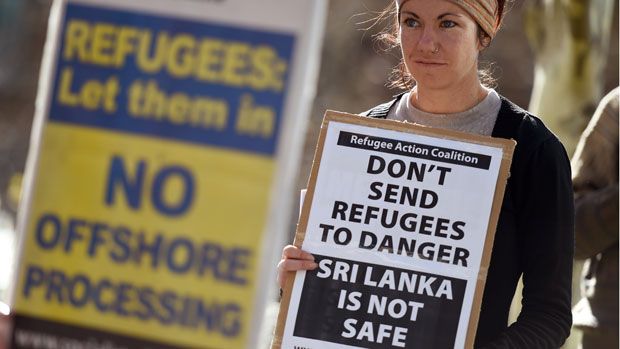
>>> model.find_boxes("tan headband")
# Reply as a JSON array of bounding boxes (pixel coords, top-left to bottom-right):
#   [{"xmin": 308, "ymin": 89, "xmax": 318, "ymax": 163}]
[{"xmin": 397, "ymin": 0, "xmax": 500, "ymax": 38}]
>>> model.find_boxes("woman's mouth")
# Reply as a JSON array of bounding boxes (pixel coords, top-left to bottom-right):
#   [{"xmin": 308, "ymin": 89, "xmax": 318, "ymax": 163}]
[{"xmin": 415, "ymin": 59, "xmax": 447, "ymax": 67}]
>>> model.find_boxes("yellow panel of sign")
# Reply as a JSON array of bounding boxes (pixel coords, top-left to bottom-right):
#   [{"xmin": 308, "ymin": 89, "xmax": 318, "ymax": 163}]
[{"xmin": 14, "ymin": 122, "xmax": 273, "ymax": 348}]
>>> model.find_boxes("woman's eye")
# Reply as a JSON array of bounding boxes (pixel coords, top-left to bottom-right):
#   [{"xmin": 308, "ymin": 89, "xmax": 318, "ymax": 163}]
[
  {"xmin": 440, "ymin": 20, "xmax": 456, "ymax": 28},
  {"xmin": 403, "ymin": 18, "xmax": 419, "ymax": 28}
]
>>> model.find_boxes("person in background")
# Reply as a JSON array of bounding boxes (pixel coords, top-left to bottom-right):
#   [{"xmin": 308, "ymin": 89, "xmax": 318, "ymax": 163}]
[
  {"xmin": 278, "ymin": 0, "xmax": 575, "ymax": 347},
  {"xmin": 571, "ymin": 87, "xmax": 619, "ymax": 349}
]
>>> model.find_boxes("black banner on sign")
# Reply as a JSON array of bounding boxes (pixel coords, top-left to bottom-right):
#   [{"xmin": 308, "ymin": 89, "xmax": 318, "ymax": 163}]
[
  {"xmin": 337, "ymin": 131, "xmax": 491, "ymax": 170},
  {"xmin": 293, "ymin": 255, "xmax": 466, "ymax": 349},
  {"xmin": 11, "ymin": 315, "xmax": 198, "ymax": 349}
]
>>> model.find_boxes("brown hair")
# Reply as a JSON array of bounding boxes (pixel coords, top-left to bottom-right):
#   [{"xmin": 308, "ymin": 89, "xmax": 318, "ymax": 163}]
[{"xmin": 372, "ymin": 0, "xmax": 508, "ymax": 90}]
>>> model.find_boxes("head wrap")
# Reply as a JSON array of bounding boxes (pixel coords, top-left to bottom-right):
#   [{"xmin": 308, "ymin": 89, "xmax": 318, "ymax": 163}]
[{"xmin": 396, "ymin": 0, "xmax": 500, "ymax": 38}]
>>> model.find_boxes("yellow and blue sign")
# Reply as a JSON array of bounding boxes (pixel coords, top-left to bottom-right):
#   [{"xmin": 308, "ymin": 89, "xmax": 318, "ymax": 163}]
[
  {"xmin": 51, "ymin": 3, "xmax": 292, "ymax": 155},
  {"xmin": 10, "ymin": 1, "xmax": 307, "ymax": 348}
]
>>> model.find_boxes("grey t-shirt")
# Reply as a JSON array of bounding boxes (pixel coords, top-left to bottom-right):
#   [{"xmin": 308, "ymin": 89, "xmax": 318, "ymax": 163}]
[{"xmin": 387, "ymin": 89, "xmax": 502, "ymax": 136}]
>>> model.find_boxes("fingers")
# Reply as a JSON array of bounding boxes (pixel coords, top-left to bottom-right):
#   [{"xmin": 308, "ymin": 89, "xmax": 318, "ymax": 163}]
[
  {"xmin": 278, "ymin": 258, "xmax": 318, "ymax": 272},
  {"xmin": 278, "ymin": 245, "xmax": 318, "ymax": 272},
  {"xmin": 281, "ymin": 245, "xmax": 315, "ymax": 261},
  {"xmin": 277, "ymin": 245, "xmax": 318, "ymax": 289},
  {"xmin": 277, "ymin": 259, "xmax": 318, "ymax": 289}
]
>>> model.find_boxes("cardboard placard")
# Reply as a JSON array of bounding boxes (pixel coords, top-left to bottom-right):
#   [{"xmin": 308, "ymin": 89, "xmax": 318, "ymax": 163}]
[
  {"xmin": 9, "ymin": 0, "xmax": 326, "ymax": 348},
  {"xmin": 273, "ymin": 111, "xmax": 515, "ymax": 349}
]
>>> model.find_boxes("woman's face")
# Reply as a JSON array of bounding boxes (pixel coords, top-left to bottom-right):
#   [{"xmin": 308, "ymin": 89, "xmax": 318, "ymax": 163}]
[{"xmin": 398, "ymin": 0, "xmax": 483, "ymax": 91}]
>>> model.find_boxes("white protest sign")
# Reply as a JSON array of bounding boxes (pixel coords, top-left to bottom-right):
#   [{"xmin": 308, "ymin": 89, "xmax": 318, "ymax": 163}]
[{"xmin": 274, "ymin": 111, "xmax": 514, "ymax": 349}]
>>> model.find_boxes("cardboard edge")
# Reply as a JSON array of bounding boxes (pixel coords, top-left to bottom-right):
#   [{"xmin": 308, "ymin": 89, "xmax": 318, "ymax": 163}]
[
  {"xmin": 271, "ymin": 110, "xmax": 518, "ymax": 349},
  {"xmin": 463, "ymin": 140, "xmax": 516, "ymax": 348},
  {"xmin": 270, "ymin": 112, "xmax": 332, "ymax": 349},
  {"xmin": 326, "ymin": 110, "xmax": 517, "ymax": 150}
]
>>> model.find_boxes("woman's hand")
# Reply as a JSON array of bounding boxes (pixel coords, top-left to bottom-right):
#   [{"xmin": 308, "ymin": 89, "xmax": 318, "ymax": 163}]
[{"xmin": 276, "ymin": 245, "xmax": 317, "ymax": 289}]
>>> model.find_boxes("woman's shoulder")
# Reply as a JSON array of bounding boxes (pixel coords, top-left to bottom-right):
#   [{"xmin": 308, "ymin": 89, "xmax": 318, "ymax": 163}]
[
  {"xmin": 496, "ymin": 95, "xmax": 562, "ymax": 152},
  {"xmin": 359, "ymin": 93, "xmax": 406, "ymax": 118},
  {"xmin": 497, "ymin": 96, "xmax": 571, "ymax": 182}
]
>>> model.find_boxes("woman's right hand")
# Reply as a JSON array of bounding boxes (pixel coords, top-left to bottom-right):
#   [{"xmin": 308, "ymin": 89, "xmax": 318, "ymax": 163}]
[{"xmin": 276, "ymin": 245, "xmax": 317, "ymax": 289}]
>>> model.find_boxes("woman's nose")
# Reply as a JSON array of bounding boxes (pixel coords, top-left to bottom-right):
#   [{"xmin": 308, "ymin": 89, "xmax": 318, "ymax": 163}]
[{"xmin": 417, "ymin": 27, "xmax": 438, "ymax": 54}]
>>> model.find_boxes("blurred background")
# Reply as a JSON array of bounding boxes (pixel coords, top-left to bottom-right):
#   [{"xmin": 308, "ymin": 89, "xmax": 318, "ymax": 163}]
[{"xmin": 0, "ymin": 0, "xmax": 617, "ymax": 348}]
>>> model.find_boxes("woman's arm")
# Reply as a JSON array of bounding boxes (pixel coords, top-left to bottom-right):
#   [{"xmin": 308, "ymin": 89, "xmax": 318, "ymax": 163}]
[{"xmin": 482, "ymin": 137, "xmax": 574, "ymax": 348}]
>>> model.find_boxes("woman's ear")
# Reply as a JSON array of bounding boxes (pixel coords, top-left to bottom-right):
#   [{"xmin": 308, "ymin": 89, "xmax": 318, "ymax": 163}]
[{"xmin": 478, "ymin": 35, "xmax": 491, "ymax": 51}]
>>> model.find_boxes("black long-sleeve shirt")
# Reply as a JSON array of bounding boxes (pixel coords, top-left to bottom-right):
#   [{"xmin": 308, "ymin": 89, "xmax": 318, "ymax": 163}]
[
  {"xmin": 475, "ymin": 98, "xmax": 574, "ymax": 348},
  {"xmin": 365, "ymin": 96, "xmax": 575, "ymax": 348}
]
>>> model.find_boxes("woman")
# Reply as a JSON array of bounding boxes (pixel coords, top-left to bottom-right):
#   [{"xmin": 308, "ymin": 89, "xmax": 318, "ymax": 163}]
[{"xmin": 278, "ymin": 0, "xmax": 574, "ymax": 347}]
